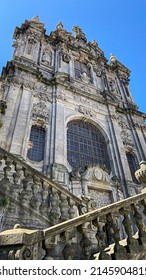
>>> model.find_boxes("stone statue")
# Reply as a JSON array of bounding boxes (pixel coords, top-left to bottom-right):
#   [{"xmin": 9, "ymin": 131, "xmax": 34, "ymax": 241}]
[{"xmin": 42, "ymin": 49, "xmax": 52, "ymax": 66}]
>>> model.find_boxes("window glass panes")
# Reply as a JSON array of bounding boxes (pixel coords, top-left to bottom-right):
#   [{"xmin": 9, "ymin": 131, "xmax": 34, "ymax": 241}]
[
  {"xmin": 126, "ymin": 153, "xmax": 138, "ymax": 183},
  {"xmin": 27, "ymin": 126, "xmax": 45, "ymax": 162},
  {"xmin": 67, "ymin": 121, "xmax": 110, "ymax": 171}
]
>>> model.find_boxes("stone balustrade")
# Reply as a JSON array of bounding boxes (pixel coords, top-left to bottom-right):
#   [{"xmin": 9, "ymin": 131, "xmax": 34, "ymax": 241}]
[
  {"xmin": 0, "ymin": 190, "xmax": 146, "ymax": 260},
  {"xmin": 0, "ymin": 147, "xmax": 86, "ymax": 229}
]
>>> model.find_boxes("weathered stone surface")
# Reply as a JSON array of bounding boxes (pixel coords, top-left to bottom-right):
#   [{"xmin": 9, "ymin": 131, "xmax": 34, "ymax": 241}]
[{"xmin": 0, "ymin": 17, "xmax": 146, "ymax": 260}]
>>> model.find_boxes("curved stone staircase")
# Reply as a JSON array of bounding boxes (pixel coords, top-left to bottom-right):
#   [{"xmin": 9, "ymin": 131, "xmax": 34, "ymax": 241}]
[{"xmin": 0, "ymin": 147, "xmax": 146, "ymax": 260}]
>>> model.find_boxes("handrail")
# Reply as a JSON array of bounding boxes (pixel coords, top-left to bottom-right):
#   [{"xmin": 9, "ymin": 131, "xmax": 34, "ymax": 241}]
[
  {"xmin": 1, "ymin": 189, "xmax": 146, "ymax": 246},
  {"xmin": 43, "ymin": 189, "xmax": 146, "ymax": 238}
]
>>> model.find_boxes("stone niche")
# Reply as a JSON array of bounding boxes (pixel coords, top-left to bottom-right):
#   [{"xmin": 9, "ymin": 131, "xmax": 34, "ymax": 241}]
[{"xmin": 81, "ymin": 164, "xmax": 113, "ymax": 208}]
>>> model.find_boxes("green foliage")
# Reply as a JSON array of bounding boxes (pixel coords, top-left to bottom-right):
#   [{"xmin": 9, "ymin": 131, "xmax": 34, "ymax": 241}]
[{"xmin": 0, "ymin": 197, "xmax": 9, "ymax": 207}]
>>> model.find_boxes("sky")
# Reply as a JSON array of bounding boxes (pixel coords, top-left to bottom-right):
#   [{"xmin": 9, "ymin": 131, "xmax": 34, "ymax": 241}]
[{"xmin": 0, "ymin": 0, "xmax": 146, "ymax": 113}]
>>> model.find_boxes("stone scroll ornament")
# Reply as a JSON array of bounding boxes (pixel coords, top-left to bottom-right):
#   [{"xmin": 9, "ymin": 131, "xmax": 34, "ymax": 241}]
[
  {"xmin": 32, "ymin": 101, "xmax": 50, "ymax": 123},
  {"xmin": 121, "ymin": 129, "xmax": 134, "ymax": 146}
]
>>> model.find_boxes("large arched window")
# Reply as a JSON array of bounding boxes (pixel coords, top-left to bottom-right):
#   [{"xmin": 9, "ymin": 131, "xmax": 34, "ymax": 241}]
[
  {"xmin": 27, "ymin": 125, "xmax": 46, "ymax": 162},
  {"xmin": 126, "ymin": 152, "xmax": 138, "ymax": 183},
  {"xmin": 67, "ymin": 121, "xmax": 110, "ymax": 171}
]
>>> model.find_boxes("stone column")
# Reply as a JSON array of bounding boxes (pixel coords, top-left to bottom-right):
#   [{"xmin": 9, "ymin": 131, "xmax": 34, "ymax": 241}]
[
  {"xmin": 54, "ymin": 99, "xmax": 65, "ymax": 165},
  {"xmin": 9, "ymin": 86, "xmax": 32, "ymax": 156}
]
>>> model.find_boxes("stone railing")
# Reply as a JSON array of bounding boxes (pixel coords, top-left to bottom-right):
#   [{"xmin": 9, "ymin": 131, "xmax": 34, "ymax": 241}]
[
  {"xmin": 1, "ymin": 190, "xmax": 146, "ymax": 260},
  {"xmin": 0, "ymin": 147, "xmax": 86, "ymax": 229}
]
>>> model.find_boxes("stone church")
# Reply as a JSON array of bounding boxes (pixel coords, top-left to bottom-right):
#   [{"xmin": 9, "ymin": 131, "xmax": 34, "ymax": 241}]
[{"xmin": 0, "ymin": 16, "xmax": 146, "ymax": 260}]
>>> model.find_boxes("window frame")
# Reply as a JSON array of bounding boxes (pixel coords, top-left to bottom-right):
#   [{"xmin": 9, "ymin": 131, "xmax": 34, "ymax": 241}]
[
  {"xmin": 27, "ymin": 125, "xmax": 46, "ymax": 162},
  {"xmin": 67, "ymin": 120, "xmax": 110, "ymax": 171}
]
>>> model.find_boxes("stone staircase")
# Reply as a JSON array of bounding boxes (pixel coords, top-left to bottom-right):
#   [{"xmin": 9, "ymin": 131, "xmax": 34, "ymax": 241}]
[
  {"xmin": 0, "ymin": 190, "xmax": 146, "ymax": 260},
  {"xmin": 0, "ymin": 147, "xmax": 87, "ymax": 230},
  {"xmin": 0, "ymin": 146, "xmax": 146, "ymax": 260}
]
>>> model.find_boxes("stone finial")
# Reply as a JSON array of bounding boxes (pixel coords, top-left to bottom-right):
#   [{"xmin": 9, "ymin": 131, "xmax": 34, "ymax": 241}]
[
  {"xmin": 56, "ymin": 22, "xmax": 64, "ymax": 31},
  {"xmin": 91, "ymin": 39, "xmax": 98, "ymax": 48},
  {"xmin": 72, "ymin": 26, "xmax": 87, "ymax": 43},
  {"xmin": 110, "ymin": 53, "xmax": 117, "ymax": 66},
  {"xmin": 31, "ymin": 16, "xmax": 40, "ymax": 22}
]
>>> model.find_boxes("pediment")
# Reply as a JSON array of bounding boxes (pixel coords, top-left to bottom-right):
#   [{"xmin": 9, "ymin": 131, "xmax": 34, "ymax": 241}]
[{"xmin": 81, "ymin": 164, "xmax": 110, "ymax": 183}]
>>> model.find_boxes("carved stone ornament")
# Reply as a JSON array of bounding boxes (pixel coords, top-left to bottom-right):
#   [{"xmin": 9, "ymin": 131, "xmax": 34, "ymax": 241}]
[
  {"xmin": 27, "ymin": 34, "xmax": 37, "ymax": 54},
  {"xmin": 50, "ymin": 22, "xmax": 72, "ymax": 41},
  {"xmin": 80, "ymin": 195, "xmax": 97, "ymax": 213},
  {"xmin": 82, "ymin": 165, "xmax": 110, "ymax": 183},
  {"xmin": 62, "ymin": 53, "xmax": 70, "ymax": 63},
  {"xmin": 59, "ymin": 43, "xmax": 71, "ymax": 64},
  {"xmin": 93, "ymin": 64, "xmax": 103, "ymax": 77},
  {"xmin": 56, "ymin": 92, "xmax": 66, "ymax": 101},
  {"xmin": 91, "ymin": 39, "xmax": 98, "ymax": 48},
  {"xmin": 110, "ymin": 53, "xmax": 117, "ymax": 66},
  {"xmin": 42, "ymin": 49, "xmax": 52, "ymax": 66},
  {"xmin": 135, "ymin": 161, "xmax": 146, "ymax": 184},
  {"xmin": 80, "ymin": 72, "xmax": 90, "ymax": 84},
  {"xmin": 108, "ymin": 78, "xmax": 118, "ymax": 94},
  {"xmin": 121, "ymin": 129, "xmax": 134, "ymax": 147},
  {"xmin": 56, "ymin": 21, "xmax": 64, "ymax": 31},
  {"xmin": 72, "ymin": 26, "xmax": 87, "ymax": 43},
  {"xmin": 117, "ymin": 115, "xmax": 130, "ymax": 129},
  {"xmin": 31, "ymin": 101, "xmax": 50, "ymax": 122},
  {"xmin": 76, "ymin": 105, "xmax": 95, "ymax": 117},
  {"xmin": 88, "ymin": 189, "xmax": 112, "ymax": 208}
]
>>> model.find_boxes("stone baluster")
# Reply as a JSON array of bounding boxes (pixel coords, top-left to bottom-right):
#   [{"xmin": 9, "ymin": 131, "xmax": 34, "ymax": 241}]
[
  {"xmin": 0, "ymin": 154, "xmax": 5, "ymax": 181},
  {"xmin": 13, "ymin": 163, "xmax": 23, "ymax": 185},
  {"xmin": 49, "ymin": 187, "xmax": 60, "ymax": 224},
  {"xmin": 78, "ymin": 223, "xmax": 92, "ymax": 260},
  {"xmin": 119, "ymin": 207, "xmax": 138, "ymax": 254},
  {"xmin": 40, "ymin": 181, "xmax": 50, "ymax": 217},
  {"xmin": 1, "ymin": 158, "xmax": 12, "ymax": 193},
  {"xmin": 59, "ymin": 193, "xmax": 69, "ymax": 221},
  {"xmin": 30, "ymin": 175, "xmax": 42, "ymax": 211},
  {"xmin": 68, "ymin": 198, "xmax": 76, "ymax": 219},
  {"xmin": 61, "ymin": 229, "xmax": 76, "ymax": 260},
  {"xmin": 0, "ymin": 153, "xmax": 3, "ymax": 166},
  {"xmin": 141, "ymin": 199, "xmax": 146, "ymax": 218},
  {"xmin": 3, "ymin": 158, "xmax": 13, "ymax": 181},
  {"xmin": 13, "ymin": 163, "xmax": 23, "ymax": 200},
  {"xmin": 43, "ymin": 236, "xmax": 56, "ymax": 260},
  {"xmin": 20, "ymin": 169, "xmax": 33, "ymax": 206},
  {"xmin": 93, "ymin": 217, "xmax": 111, "ymax": 260},
  {"xmin": 106, "ymin": 212, "xmax": 127, "ymax": 259},
  {"xmin": 131, "ymin": 203, "xmax": 144, "ymax": 242}
]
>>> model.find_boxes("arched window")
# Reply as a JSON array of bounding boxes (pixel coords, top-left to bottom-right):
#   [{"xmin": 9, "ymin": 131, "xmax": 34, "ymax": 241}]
[
  {"xmin": 27, "ymin": 125, "xmax": 45, "ymax": 162},
  {"xmin": 74, "ymin": 61, "xmax": 91, "ymax": 81},
  {"xmin": 67, "ymin": 121, "xmax": 110, "ymax": 171},
  {"xmin": 126, "ymin": 153, "xmax": 138, "ymax": 183}
]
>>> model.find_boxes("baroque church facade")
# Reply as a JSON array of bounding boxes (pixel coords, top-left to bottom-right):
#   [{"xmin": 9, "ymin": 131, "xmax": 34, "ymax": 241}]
[{"xmin": 0, "ymin": 16, "xmax": 146, "ymax": 234}]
